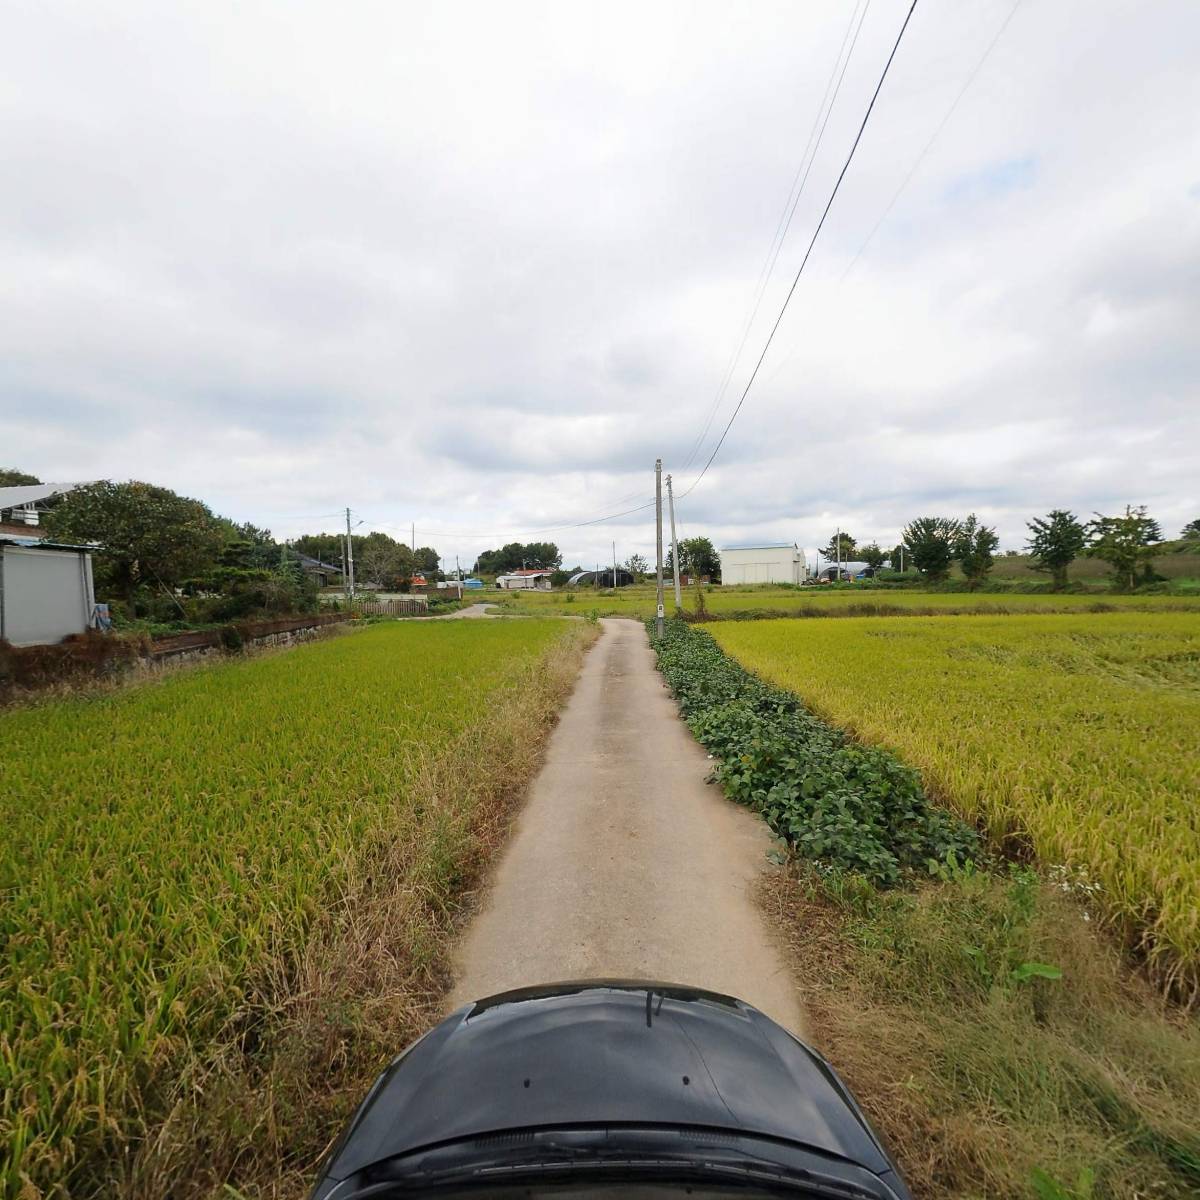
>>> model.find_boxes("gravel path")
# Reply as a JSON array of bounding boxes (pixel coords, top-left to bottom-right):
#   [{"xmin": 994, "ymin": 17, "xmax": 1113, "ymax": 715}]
[{"xmin": 450, "ymin": 618, "xmax": 805, "ymax": 1033}]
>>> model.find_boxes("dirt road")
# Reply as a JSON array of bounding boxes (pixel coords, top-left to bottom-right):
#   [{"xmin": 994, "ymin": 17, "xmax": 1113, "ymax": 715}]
[{"xmin": 451, "ymin": 618, "xmax": 805, "ymax": 1033}]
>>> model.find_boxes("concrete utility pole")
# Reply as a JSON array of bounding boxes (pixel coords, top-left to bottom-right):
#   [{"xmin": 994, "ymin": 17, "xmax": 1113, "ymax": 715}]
[
  {"xmin": 654, "ymin": 458, "xmax": 665, "ymax": 640},
  {"xmin": 455, "ymin": 554, "xmax": 463, "ymax": 599},
  {"xmin": 836, "ymin": 526, "xmax": 841, "ymax": 581},
  {"xmin": 666, "ymin": 474, "xmax": 682, "ymax": 611},
  {"xmin": 345, "ymin": 507, "xmax": 356, "ymax": 600}
]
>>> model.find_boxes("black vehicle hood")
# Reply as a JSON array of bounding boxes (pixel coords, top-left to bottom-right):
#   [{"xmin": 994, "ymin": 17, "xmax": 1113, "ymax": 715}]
[{"xmin": 321, "ymin": 981, "xmax": 894, "ymax": 1185}]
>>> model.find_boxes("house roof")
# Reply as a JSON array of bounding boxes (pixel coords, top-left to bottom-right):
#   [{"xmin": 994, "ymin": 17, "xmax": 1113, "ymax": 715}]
[
  {"xmin": 296, "ymin": 552, "xmax": 343, "ymax": 572},
  {"xmin": 0, "ymin": 535, "xmax": 96, "ymax": 552},
  {"xmin": 0, "ymin": 481, "xmax": 93, "ymax": 509}
]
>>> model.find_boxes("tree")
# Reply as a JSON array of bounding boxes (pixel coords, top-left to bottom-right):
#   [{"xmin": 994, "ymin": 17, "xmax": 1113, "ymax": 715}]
[
  {"xmin": 357, "ymin": 532, "xmax": 413, "ymax": 586},
  {"xmin": 859, "ymin": 543, "xmax": 885, "ymax": 570},
  {"xmin": 820, "ymin": 531, "xmax": 857, "ymax": 562},
  {"xmin": 1025, "ymin": 509, "xmax": 1087, "ymax": 590},
  {"xmin": 474, "ymin": 542, "xmax": 561, "ymax": 574},
  {"xmin": 0, "ymin": 468, "xmax": 40, "ymax": 487},
  {"xmin": 887, "ymin": 544, "xmax": 909, "ymax": 572},
  {"xmin": 1087, "ymin": 505, "xmax": 1162, "ymax": 590},
  {"xmin": 665, "ymin": 536, "xmax": 720, "ymax": 580},
  {"xmin": 953, "ymin": 513, "xmax": 999, "ymax": 588},
  {"xmin": 902, "ymin": 517, "xmax": 958, "ymax": 581},
  {"xmin": 1181, "ymin": 518, "xmax": 1200, "ymax": 542},
  {"xmin": 44, "ymin": 480, "xmax": 226, "ymax": 606},
  {"xmin": 624, "ymin": 553, "xmax": 650, "ymax": 579},
  {"xmin": 414, "ymin": 546, "xmax": 440, "ymax": 576}
]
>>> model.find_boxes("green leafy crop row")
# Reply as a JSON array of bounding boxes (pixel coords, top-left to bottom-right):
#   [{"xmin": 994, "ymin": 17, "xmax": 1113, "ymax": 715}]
[{"xmin": 648, "ymin": 620, "xmax": 976, "ymax": 884}]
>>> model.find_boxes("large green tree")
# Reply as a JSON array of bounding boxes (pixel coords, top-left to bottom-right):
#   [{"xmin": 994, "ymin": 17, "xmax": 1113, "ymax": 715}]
[
  {"xmin": 902, "ymin": 517, "xmax": 958, "ymax": 581},
  {"xmin": 1087, "ymin": 505, "xmax": 1162, "ymax": 590},
  {"xmin": 1026, "ymin": 509, "xmax": 1087, "ymax": 589},
  {"xmin": 859, "ymin": 543, "xmax": 886, "ymax": 570},
  {"xmin": 474, "ymin": 542, "xmax": 561, "ymax": 574},
  {"xmin": 1181, "ymin": 518, "xmax": 1200, "ymax": 542},
  {"xmin": 666, "ymin": 536, "xmax": 720, "ymax": 580},
  {"xmin": 953, "ymin": 513, "xmax": 999, "ymax": 588},
  {"xmin": 819, "ymin": 531, "xmax": 857, "ymax": 562},
  {"xmin": 357, "ymin": 532, "xmax": 413, "ymax": 586},
  {"xmin": 44, "ymin": 480, "xmax": 226, "ymax": 606}
]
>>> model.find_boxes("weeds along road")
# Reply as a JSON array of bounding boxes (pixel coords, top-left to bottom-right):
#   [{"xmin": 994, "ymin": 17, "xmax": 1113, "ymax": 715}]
[{"xmin": 451, "ymin": 618, "xmax": 806, "ymax": 1034}]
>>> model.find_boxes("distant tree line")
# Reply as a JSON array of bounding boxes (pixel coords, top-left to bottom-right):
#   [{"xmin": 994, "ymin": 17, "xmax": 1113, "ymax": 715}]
[
  {"xmin": 21, "ymin": 477, "xmax": 318, "ymax": 621},
  {"xmin": 827, "ymin": 504, "xmax": 1185, "ymax": 591},
  {"xmin": 2, "ymin": 470, "xmax": 444, "ymax": 623},
  {"xmin": 473, "ymin": 542, "xmax": 562, "ymax": 575},
  {"xmin": 291, "ymin": 531, "xmax": 440, "ymax": 588}
]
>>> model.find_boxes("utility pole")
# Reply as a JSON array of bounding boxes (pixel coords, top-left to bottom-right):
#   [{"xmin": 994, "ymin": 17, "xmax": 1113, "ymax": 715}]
[
  {"xmin": 345, "ymin": 507, "xmax": 356, "ymax": 600},
  {"xmin": 612, "ymin": 541, "xmax": 617, "ymax": 590},
  {"xmin": 655, "ymin": 459, "xmax": 665, "ymax": 640},
  {"xmin": 666, "ymin": 474, "xmax": 682, "ymax": 611},
  {"xmin": 836, "ymin": 525, "xmax": 841, "ymax": 582},
  {"xmin": 900, "ymin": 543, "xmax": 905, "ymax": 574},
  {"xmin": 455, "ymin": 554, "xmax": 462, "ymax": 600}
]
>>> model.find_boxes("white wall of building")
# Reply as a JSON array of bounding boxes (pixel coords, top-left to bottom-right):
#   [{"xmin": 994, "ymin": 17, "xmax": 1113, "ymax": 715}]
[
  {"xmin": 1, "ymin": 545, "xmax": 95, "ymax": 645},
  {"xmin": 718, "ymin": 544, "xmax": 805, "ymax": 585}
]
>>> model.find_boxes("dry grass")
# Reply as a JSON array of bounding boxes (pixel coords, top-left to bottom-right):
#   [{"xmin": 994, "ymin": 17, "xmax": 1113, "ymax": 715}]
[{"xmin": 762, "ymin": 865, "xmax": 1200, "ymax": 1200}]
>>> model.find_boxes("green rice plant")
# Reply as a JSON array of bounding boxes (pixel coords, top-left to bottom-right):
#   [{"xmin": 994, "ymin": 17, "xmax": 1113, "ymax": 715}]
[
  {"xmin": 0, "ymin": 619, "xmax": 580, "ymax": 1198},
  {"xmin": 488, "ymin": 582, "xmax": 1200, "ymax": 621},
  {"xmin": 710, "ymin": 614, "xmax": 1200, "ymax": 996}
]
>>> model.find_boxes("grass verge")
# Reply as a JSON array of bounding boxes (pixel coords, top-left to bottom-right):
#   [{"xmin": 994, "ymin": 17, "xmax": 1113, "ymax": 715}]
[
  {"xmin": 763, "ymin": 864, "xmax": 1200, "ymax": 1200},
  {"xmin": 2, "ymin": 618, "xmax": 597, "ymax": 1199}
]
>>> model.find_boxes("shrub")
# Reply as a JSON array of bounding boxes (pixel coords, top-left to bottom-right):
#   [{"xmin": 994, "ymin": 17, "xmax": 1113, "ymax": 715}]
[{"xmin": 647, "ymin": 621, "xmax": 977, "ymax": 885}]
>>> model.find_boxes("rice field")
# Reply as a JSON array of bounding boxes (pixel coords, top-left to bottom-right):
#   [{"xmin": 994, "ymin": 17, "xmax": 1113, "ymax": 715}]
[
  {"xmin": 0, "ymin": 618, "xmax": 583, "ymax": 1198},
  {"xmin": 709, "ymin": 613, "xmax": 1200, "ymax": 994},
  {"xmin": 489, "ymin": 582, "xmax": 1200, "ymax": 620}
]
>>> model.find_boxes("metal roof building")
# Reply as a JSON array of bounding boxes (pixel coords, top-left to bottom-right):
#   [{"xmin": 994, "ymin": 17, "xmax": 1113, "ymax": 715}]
[{"xmin": 718, "ymin": 543, "xmax": 808, "ymax": 586}]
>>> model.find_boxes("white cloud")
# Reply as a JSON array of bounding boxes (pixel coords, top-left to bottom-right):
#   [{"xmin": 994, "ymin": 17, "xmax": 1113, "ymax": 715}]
[{"xmin": 2, "ymin": 0, "xmax": 1197, "ymax": 569}]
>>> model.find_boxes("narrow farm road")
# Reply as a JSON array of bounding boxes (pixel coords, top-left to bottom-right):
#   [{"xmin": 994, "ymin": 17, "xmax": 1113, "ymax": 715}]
[{"xmin": 450, "ymin": 618, "xmax": 805, "ymax": 1033}]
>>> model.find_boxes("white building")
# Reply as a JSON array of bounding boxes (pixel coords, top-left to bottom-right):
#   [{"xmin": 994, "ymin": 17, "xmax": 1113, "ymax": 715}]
[
  {"xmin": 718, "ymin": 543, "xmax": 808, "ymax": 586},
  {"xmin": 0, "ymin": 537, "xmax": 97, "ymax": 646},
  {"xmin": 495, "ymin": 570, "xmax": 554, "ymax": 590}
]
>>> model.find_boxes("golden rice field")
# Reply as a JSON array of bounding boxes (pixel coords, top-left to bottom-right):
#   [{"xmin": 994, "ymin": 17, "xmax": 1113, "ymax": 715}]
[
  {"xmin": 710, "ymin": 613, "xmax": 1200, "ymax": 994},
  {"xmin": 490, "ymin": 582, "xmax": 1200, "ymax": 620},
  {"xmin": 0, "ymin": 618, "xmax": 582, "ymax": 1198}
]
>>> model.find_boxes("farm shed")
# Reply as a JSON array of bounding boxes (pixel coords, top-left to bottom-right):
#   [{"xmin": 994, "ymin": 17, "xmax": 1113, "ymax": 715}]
[
  {"xmin": 567, "ymin": 569, "xmax": 635, "ymax": 588},
  {"xmin": 718, "ymin": 543, "xmax": 807, "ymax": 586},
  {"xmin": 495, "ymin": 571, "xmax": 554, "ymax": 590},
  {"xmin": 0, "ymin": 537, "xmax": 97, "ymax": 646}
]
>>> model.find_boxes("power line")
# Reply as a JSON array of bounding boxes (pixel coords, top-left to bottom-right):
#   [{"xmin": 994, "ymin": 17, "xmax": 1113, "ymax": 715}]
[
  {"xmin": 840, "ymin": 0, "xmax": 1022, "ymax": 281},
  {"xmin": 358, "ymin": 497, "xmax": 657, "ymax": 542},
  {"xmin": 680, "ymin": 0, "xmax": 873, "ymax": 472},
  {"xmin": 678, "ymin": 0, "xmax": 921, "ymax": 500},
  {"xmin": 755, "ymin": 0, "xmax": 1021, "ymax": 396}
]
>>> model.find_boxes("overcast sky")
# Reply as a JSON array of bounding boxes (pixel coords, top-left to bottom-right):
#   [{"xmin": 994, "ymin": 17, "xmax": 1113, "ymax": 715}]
[{"xmin": 4, "ymin": 0, "xmax": 1198, "ymax": 570}]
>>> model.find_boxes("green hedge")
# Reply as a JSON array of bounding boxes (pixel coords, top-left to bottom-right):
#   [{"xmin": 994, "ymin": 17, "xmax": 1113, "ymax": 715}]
[{"xmin": 648, "ymin": 619, "xmax": 977, "ymax": 885}]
